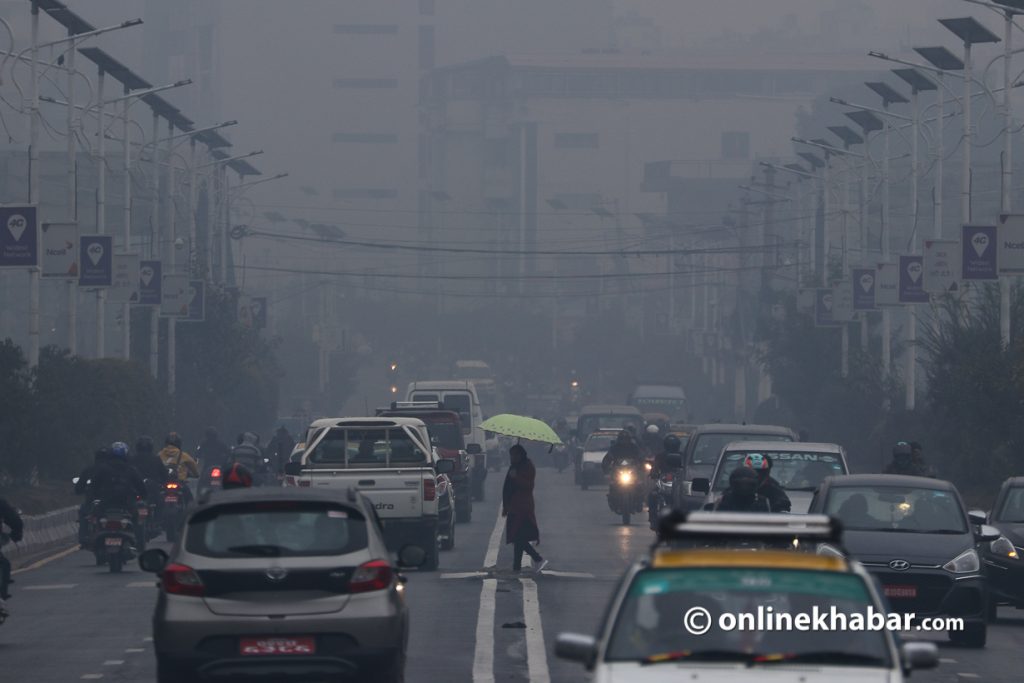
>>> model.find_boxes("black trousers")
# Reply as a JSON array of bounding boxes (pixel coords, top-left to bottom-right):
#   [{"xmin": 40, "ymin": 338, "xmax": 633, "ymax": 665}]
[
  {"xmin": 0, "ymin": 551, "xmax": 11, "ymax": 599},
  {"xmin": 512, "ymin": 528, "xmax": 543, "ymax": 571}
]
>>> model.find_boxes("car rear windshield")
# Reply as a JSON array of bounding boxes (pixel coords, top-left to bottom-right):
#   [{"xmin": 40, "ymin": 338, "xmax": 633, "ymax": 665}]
[
  {"xmin": 606, "ymin": 568, "xmax": 889, "ymax": 667},
  {"xmin": 306, "ymin": 427, "xmax": 427, "ymax": 467},
  {"xmin": 427, "ymin": 421, "xmax": 464, "ymax": 449},
  {"xmin": 585, "ymin": 434, "xmax": 615, "ymax": 451},
  {"xmin": 442, "ymin": 394, "xmax": 473, "ymax": 434},
  {"xmin": 691, "ymin": 433, "xmax": 792, "ymax": 465},
  {"xmin": 186, "ymin": 501, "xmax": 369, "ymax": 558},
  {"xmin": 713, "ymin": 451, "xmax": 846, "ymax": 492},
  {"xmin": 578, "ymin": 415, "xmax": 643, "ymax": 437},
  {"xmin": 997, "ymin": 487, "xmax": 1024, "ymax": 522},
  {"xmin": 825, "ymin": 486, "xmax": 967, "ymax": 533}
]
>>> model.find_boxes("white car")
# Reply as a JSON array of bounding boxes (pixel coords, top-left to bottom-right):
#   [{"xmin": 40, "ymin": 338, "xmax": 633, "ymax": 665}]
[
  {"xmin": 556, "ymin": 513, "xmax": 939, "ymax": 682},
  {"xmin": 576, "ymin": 430, "xmax": 618, "ymax": 489}
]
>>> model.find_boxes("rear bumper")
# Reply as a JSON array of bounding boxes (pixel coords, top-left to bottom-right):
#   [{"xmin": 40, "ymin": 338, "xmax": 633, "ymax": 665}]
[
  {"xmin": 866, "ymin": 568, "xmax": 986, "ymax": 620},
  {"xmin": 380, "ymin": 517, "xmax": 438, "ymax": 551}
]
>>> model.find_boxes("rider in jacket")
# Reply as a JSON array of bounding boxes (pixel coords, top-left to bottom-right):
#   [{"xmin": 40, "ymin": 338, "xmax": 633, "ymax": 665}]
[
  {"xmin": 713, "ymin": 467, "xmax": 772, "ymax": 512},
  {"xmin": 746, "ymin": 453, "xmax": 791, "ymax": 513},
  {"xmin": 602, "ymin": 430, "xmax": 642, "ymax": 474}
]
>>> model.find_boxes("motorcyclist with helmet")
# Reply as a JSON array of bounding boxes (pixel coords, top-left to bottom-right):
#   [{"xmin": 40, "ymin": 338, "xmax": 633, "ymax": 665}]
[
  {"xmin": 159, "ymin": 433, "xmax": 199, "ymax": 504},
  {"xmin": 602, "ymin": 430, "xmax": 643, "ymax": 474},
  {"xmin": 92, "ymin": 442, "xmax": 147, "ymax": 517},
  {"xmin": 75, "ymin": 448, "xmax": 110, "ymax": 547},
  {"xmin": 746, "ymin": 453, "xmax": 791, "ymax": 513},
  {"xmin": 0, "ymin": 497, "xmax": 24, "ymax": 603},
  {"xmin": 713, "ymin": 466, "xmax": 772, "ymax": 512},
  {"xmin": 648, "ymin": 433, "xmax": 682, "ymax": 528},
  {"xmin": 230, "ymin": 432, "xmax": 270, "ymax": 485},
  {"xmin": 884, "ymin": 441, "xmax": 932, "ymax": 477},
  {"xmin": 641, "ymin": 424, "xmax": 662, "ymax": 456}
]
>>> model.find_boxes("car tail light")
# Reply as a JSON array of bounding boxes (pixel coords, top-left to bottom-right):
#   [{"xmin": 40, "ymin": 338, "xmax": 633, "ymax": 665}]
[
  {"xmin": 162, "ymin": 563, "xmax": 205, "ymax": 597},
  {"xmin": 423, "ymin": 478, "xmax": 436, "ymax": 501},
  {"xmin": 210, "ymin": 467, "xmax": 222, "ymax": 478},
  {"xmin": 105, "ymin": 519, "xmax": 127, "ymax": 531},
  {"xmin": 166, "ymin": 482, "xmax": 180, "ymax": 490},
  {"xmin": 349, "ymin": 560, "xmax": 393, "ymax": 593}
]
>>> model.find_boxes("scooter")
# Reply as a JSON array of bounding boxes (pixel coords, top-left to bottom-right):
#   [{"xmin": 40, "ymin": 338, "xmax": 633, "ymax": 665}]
[
  {"xmin": 607, "ymin": 459, "xmax": 645, "ymax": 525},
  {"xmin": 92, "ymin": 508, "xmax": 136, "ymax": 574},
  {"xmin": 159, "ymin": 480, "xmax": 188, "ymax": 543}
]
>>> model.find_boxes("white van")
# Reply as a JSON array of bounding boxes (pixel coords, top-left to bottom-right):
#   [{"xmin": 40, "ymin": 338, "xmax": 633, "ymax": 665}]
[{"xmin": 405, "ymin": 381, "xmax": 489, "ymax": 500}]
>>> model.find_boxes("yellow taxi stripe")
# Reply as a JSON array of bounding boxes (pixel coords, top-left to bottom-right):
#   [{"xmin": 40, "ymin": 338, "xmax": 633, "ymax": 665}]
[{"xmin": 652, "ymin": 549, "xmax": 847, "ymax": 571}]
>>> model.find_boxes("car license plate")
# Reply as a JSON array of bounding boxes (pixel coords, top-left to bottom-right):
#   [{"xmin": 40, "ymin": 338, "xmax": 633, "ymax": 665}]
[
  {"xmin": 240, "ymin": 637, "xmax": 315, "ymax": 656},
  {"xmin": 104, "ymin": 537, "xmax": 122, "ymax": 547},
  {"xmin": 138, "ymin": 508, "xmax": 148, "ymax": 518},
  {"xmin": 884, "ymin": 585, "xmax": 917, "ymax": 598},
  {"xmin": 164, "ymin": 495, "xmax": 178, "ymax": 503}
]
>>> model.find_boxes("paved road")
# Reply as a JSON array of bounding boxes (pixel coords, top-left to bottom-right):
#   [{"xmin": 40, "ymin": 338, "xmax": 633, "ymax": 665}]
[{"xmin": 2, "ymin": 466, "xmax": 1021, "ymax": 681}]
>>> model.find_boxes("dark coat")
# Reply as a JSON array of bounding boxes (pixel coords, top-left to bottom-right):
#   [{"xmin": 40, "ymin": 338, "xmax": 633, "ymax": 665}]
[
  {"xmin": 0, "ymin": 498, "xmax": 23, "ymax": 541},
  {"xmin": 503, "ymin": 457, "xmax": 539, "ymax": 545}
]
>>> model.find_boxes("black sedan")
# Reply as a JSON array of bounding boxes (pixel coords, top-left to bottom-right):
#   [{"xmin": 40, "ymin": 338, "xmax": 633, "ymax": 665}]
[
  {"xmin": 808, "ymin": 474, "xmax": 1000, "ymax": 648},
  {"xmin": 983, "ymin": 476, "xmax": 1024, "ymax": 615}
]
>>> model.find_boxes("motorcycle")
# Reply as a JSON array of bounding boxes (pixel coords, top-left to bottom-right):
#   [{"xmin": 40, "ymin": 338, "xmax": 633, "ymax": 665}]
[
  {"xmin": 159, "ymin": 479, "xmax": 188, "ymax": 543},
  {"xmin": 648, "ymin": 468, "xmax": 674, "ymax": 529},
  {"xmin": 607, "ymin": 459, "xmax": 645, "ymax": 525},
  {"xmin": 92, "ymin": 508, "xmax": 136, "ymax": 573},
  {"xmin": 552, "ymin": 444, "xmax": 569, "ymax": 473}
]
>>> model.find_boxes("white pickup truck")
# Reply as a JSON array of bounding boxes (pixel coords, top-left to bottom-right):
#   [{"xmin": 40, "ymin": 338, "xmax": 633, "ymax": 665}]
[{"xmin": 284, "ymin": 417, "xmax": 454, "ymax": 570}]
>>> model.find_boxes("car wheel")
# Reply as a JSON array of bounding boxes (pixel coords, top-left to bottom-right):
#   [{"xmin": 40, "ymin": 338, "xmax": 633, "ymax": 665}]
[{"xmin": 952, "ymin": 621, "xmax": 986, "ymax": 648}]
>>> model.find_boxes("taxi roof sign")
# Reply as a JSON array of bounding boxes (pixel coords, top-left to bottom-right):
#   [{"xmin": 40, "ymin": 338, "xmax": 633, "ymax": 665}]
[
  {"xmin": 656, "ymin": 510, "xmax": 842, "ymax": 545},
  {"xmin": 651, "ymin": 548, "xmax": 849, "ymax": 572}
]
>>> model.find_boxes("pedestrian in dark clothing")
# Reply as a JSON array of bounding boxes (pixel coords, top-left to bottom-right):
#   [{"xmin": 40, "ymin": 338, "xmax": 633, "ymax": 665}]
[
  {"xmin": 503, "ymin": 445, "xmax": 548, "ymax": 573},
  {"xmin": 0, "ymin": 497, "xmax": 24, "ymax": 600},
  {"xmin": 267, "ymin": 426, "xmax": 296, "ymax": 473},
  {"xmin": 746, "ymin": 453, "xmax": 791, "ymax": 513},
  {"xmin": 713, "ymin": 467, "xmax": 771, "ymax": 512}
]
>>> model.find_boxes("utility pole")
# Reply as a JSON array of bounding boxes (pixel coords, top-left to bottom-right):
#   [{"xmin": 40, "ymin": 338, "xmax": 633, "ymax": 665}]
[
  {"xmin": 28, "ymin": 0, "xmax": 40, "ymax": 367},
  {"xmin": 65, "ymin": 28, "xmax": 77, "ymax": 355},
  {"xmin": 95, "ymin": 68, "xmax": 106, "ymax": 359},
  {"xmin": 121, "ymin": 86, "xmax": 131, "ymax": 360},
  {"xmin": 149, "ymin": 112, "xmax": 160, "ymax": 379}
]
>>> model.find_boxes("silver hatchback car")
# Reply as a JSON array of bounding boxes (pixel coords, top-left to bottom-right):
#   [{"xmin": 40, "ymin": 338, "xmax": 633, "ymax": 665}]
[{"xmin": 139, "ymin": 487, "xmax": 422, "ymax": 683}]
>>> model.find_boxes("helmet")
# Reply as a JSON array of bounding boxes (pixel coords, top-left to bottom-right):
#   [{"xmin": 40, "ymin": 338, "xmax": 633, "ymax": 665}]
[
  {"xmin": 222, "ymin": 462, "xmax": 254, "ymax": 490},
  {"xmin": 892, "ymin": 442, "xmax": 912, "ymax": 458},
  {"xmin": 743, "ymin": 453, "xmax": 770, "ymax": 471},
  {"xmin": 135, "ymin": 435, "xmax": 154, "ymax": 455},
  {"xmin": 165, "ymin": 432, "xmax": 182, "ymax": 448},
  {"xmin": 663, "ymin": 434, "xmax": 681, "ymax": 454},
  {"xmin": 646, "ymin": 424, "xmax": 660, "ymax": 435},
  {"xmin": 110, "ymin": 441, "xmax": 129, "ymax": 461}
]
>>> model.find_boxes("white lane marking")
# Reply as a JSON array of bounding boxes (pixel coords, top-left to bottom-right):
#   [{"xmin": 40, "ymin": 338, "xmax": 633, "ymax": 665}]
[
  {"xmin": 940, "ymin": 658, "xmax": 959, "ymax": 664},
  {"xmin": 81, "ymin": 675, "xmax": 103, "ymax": 680},
  {"xmin": 440, "ymin": 572, "xmax": 488, "ymax": 580},
  {"xmin": 102, "ymin": 660, "xmax": 124, "ymax": 666},
  {"xmin": 541, "ymin": 569, "xmax": 594, "ymax": 579},
  {"xmin": 472, "ymin": 578, "xmax": 497, "ymax": 683},
  {"xmin": 12, "ymin": 545, "xmax": 79, "ymax": 575},
  {"xmin": 23, "ymin": 583, "xmax": 76, "ymax": 590},
  {"xmin": 957, "ymin": 674, "xmax": 981, "ymax": 679},
  {"xmin": 143, "ymin": 637, "xmax": 153, "ymax": 642},
  {"xmin": 483, "ymin": 500, "xmax": 504, "ymax": 568},
  {"xmin": 127, "ymin": 581, "xmax": 154, "ymax": 587},
  {"xmin": 520, "ymin": 578, "xmax": 551, "ymax": 683},
  {"xmin": 124, "ymin": 648, "xmax": 145, "ymax": 653}
]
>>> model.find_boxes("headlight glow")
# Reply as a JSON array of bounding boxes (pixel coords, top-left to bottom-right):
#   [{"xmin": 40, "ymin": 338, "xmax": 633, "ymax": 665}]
[
  {"xmin": 617, "ymin": 470, "xmax": 634, "ymax": 485},
  {"xmin": 943, "ymin": 548, "xmax": 981, "ymax": 574},
  {"xmin": 644, "ymin": 462, "xmax": 653, "ymax": 473},
  {"xmin": 990, "ymin": 536, "xmax": 1019, "ymax": 560}
]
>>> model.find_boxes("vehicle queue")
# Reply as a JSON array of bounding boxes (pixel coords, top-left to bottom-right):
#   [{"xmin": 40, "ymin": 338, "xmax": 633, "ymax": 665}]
[{"xmin": 2, "ymin": 378, "xmax": 1022, "ymax": 682}]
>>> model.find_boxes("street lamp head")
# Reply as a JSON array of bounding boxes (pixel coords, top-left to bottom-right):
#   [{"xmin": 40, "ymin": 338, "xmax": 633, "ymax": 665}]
[
  {"xmin": 120, "ymin": 18, "xmax": 144, "ymax": 28},
  {"xmin": 172, "ymin": 79, "xmax": 193, "ymax": 88}
]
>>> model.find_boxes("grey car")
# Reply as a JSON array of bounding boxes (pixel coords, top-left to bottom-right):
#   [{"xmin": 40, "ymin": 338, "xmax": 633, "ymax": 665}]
[{"xmin": 138, "ymin": 487, "xmax": 421, "ymax": 683}]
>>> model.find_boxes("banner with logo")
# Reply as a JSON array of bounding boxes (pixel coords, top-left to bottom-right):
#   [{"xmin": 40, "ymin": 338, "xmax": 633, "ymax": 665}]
[
  {"xmin": 0, "ymin": 205, "xmax": 38, "ymax": 268},
  {"xmin": 160, "ymin": 274, "xmax": 189, "ymax": 317},
  {"xmin": 998, "ymin": 215, "xmax": 1024, "ymax": 274},
  {"xmin": 962, "ymin": 225, "xmax": 997, "ymax": 280},
  {"xmin": 899, "ymin": 255, "xmax": 928, "ymax": 304},
  {"xmin": 78, "ymin": 235, "xmax": 112, "ymax": 287},
  {"xmin": 852, "ymin": 268, "xmax": 876, "ymax": 311},
  {"xmin": 40, "ymin": 222, "xmax": 78, "ymax": 278},
  {"xmin": 832, "ymin": 280, "xmax": 855, "ymax": 321},
  {"xmin": 182, "ymin": 280, "xmax": 205, "ymax": 322},
  {"xmin": 814, "ymin": 288, "xmax": 840, "ymax": 327},
  {"xmin": 137, "ymin": 260, "xmax": 162, "ymax": 305},
  {"xmin": 924, "ymin": 239, "xmax": 960, "ymax": 294}
]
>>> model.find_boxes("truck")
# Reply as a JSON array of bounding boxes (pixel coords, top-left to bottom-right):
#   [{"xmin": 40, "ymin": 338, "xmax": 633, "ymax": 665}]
[
  {"xmin": 627, "ymin": 384, "xmax": 688, "ymax": 423},
  {"xmin": 285, "ymin": 417, "xmax": 455, "ymax": 570},
  {"xmin": 376, "ymin": 401, "xmax": 478, "ymax": 523},
  {"xmin": 405, "ymin": 381, "xmax": 490, "ymax": 501}
]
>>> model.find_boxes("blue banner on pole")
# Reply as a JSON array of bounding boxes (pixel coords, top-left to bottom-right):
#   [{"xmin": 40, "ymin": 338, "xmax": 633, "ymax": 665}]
[
  {"xmin": 78, "ymin": 235, "xmax": 112, "ymax": 287},
  {"xmin": 962, "ymin": 225, "xmax": 998, "ymax": 280},
  {"xmin": 852, "ymin": 268, "xmax": 876, "ymax": 310},
  {"xmin": 137, "ymin": 260, "xmax": 162, "ymax": 305},
  {"xmin": 0, "ymin": 206, "xmax": 38, "ymax": 268},
  {"xmin": 185, "ymin": 280, "xmax": 205, "ymax": 321},
  {"xmin": 814, "ymin": 288, "xmax": 839, "ymax": 327},
  {"xmin": 899, "ymin": 255, "xmax": 929, "ymax": 303}
]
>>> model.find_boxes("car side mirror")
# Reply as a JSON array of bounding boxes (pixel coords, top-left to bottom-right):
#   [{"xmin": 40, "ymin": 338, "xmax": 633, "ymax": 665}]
[
  {"xmin": 554, "ymin": 632, "xmax": 598, "ymax": 668},
  {"xmin": 978, "ymin": 524, "xmax": 1002, "ymax": 542},
  {"xmin": 664, "ymin": 452, "xmax": 682, "ymax": 469},
  {"xmin": 397, "ymin": 544, "xmax": 426, "ymax": 569},
  {"xmin": 466, "ymin": 443, "xmax": 482, "ymax": 455},
  {"xmin": 435, "ymin": 459, "xmax": 455, "ymax": 474},
  {"xmin": 284, "ymin": 462, "xmax": 303, "ymax": 476},
  {"xmin": 691, "ymin": 477, "xmax": 710, "ymax": 494},
  {"xmin": 139, "ymin": 548, "xmax": 169, "ymax": 573},
  {"xmin": 72, "ymin": 476, "xmax": 80, "ymax": 485},
  {"xmin": 968, "ymin": 510, "xmax": 987, "ymax": 526},
  {"xmin": 900, "ymin": 641, "xmax": 938, "ymax": 671}
]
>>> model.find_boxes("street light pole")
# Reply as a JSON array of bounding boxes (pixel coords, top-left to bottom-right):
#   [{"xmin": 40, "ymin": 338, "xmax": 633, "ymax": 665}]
[
  {"xmin": 28, "ymin": 0, "xmax": 40, "ymax": 367},
  {"xmin": 165, "ymin": 119, "xmax": 176, "ymax": 396},
  {"xmin": 121, "ymin": 86, "xmax": 131, "ymax": 360},
  {"xmin": 149, "ymin": 111, "xmax": 159, "ymax": 378},
  {"xmin": 1001, "ymin": 8, "xmax": 1014, "ymax": 348},
  {"xmin": 65, "ymin": 31, "xmax": 77, "ymax": 355},
  {"xmin": 95, "ymin": 68, "xmax": 106, "ymax": 359}
]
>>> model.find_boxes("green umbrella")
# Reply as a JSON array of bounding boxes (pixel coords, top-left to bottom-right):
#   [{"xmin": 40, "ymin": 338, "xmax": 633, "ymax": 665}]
[{"xmin": 480, "ymin": 414, "xmax": 563, "ymax": 445}]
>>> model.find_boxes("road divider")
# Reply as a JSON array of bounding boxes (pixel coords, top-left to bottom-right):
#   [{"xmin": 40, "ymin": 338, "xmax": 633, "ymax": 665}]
[{"xmin": 5, "ymin": 505, "xmax": 78, "ymax": 560}]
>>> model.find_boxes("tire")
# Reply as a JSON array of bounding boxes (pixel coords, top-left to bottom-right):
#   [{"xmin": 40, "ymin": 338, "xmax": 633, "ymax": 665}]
[
  {"xmin": 109, "ymin": 556, "xmax": 123, "ymax": 574},
  {"xmin": 621, "ymin": 511, "xmax": 631, "ymax": 525},
  {"xmin": 952, "ymin": 621, "xmax": 987, "ymax": 648}
]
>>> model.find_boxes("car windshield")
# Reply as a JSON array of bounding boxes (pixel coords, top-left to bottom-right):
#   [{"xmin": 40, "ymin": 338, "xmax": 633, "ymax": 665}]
[
  {"xmin": 442, "ymin": 394, "xmax": 472, "ymax": 435},
  {"xmin": 186, "ymin": 501, "xmax": 368, "ymax": 558},
  {"xmin": 606, "ymin": 567, "xmax": 890, "ymax": 667},
  {"xmin": 825, "ymin": 486, "xmax": 967, "ymax": 533},
  {"xmin": 306, "ymin": 427, "xmax": 426, "ymax": 467},
  {"xmin": 427, "ymin": 421, "xmax": 464, "ymax": 449},
  {"xmin": 713, "ymin": 451, "xmax": 846, "ymax": 492},
  {"xmin": 691, "ymin": 433, "xmax": 793, "ymax": 465},
  {"xmin": 585, "ymin": 434, "xmax": 615, "ymax": 451},
  {"xmin": 996, "ymin": 487, "xmax": 1024, "ymax": 522}
]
